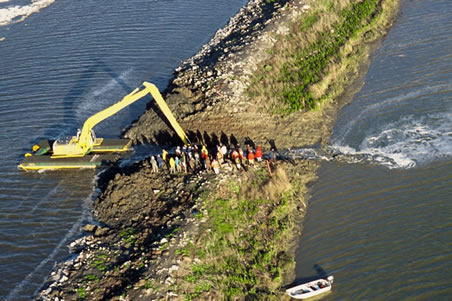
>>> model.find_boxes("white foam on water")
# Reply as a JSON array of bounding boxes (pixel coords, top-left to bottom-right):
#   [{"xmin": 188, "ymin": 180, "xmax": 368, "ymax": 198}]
[
  {"xmin": 335, "ymin": 84, "xmax": 451, "ymax": 146},
  {"xmin": 0, "ymin": 0, "xmax": 55, "ymax": 26},
  {"xmin": 75, "ymin": 68, "xmax": 134, "ymax": 124},
  {"xmin": 332, "ymin": 112, "xmax": 452, "ymax": 169}
]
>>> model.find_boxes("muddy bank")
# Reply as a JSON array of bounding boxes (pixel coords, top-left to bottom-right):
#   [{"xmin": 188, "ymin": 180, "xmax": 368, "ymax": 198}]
[
  {"xmin": 124, "ymin": 0, "xmax": 332, "ymax": 149},
  {"xmin": 40, "ymin": 157, "xmax": 318, "ymax": 300},
  {"xmin": 38, "ymin": 0, "xmax": 400, "ymax": 299}
]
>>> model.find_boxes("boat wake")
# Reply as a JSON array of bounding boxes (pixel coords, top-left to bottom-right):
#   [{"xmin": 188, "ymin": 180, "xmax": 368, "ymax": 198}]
[{"xmin": 75, "ymin": 68, "xmax": 135, "ymax": 124}]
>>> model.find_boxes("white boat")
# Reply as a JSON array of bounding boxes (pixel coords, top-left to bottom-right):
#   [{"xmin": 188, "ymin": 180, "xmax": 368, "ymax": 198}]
[{"xmin": 286, "ymin": 275, "xmax": 334, "ymax": 299}]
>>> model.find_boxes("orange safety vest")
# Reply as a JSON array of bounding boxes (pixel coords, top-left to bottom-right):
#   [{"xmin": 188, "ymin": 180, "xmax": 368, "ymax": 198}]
[{"xmin": 248, "ymin": 152, "xmax": 255, "ymax": 160}]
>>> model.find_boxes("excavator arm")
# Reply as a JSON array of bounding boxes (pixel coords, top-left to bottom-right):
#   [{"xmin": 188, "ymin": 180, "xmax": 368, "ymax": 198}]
[
  {"xmin": 142, "ymin": 81, "xmax": 190, "ymax": 145},
  {"xmin": 52, "ymin": 81, "xmax": 189, "ymax": 157}
]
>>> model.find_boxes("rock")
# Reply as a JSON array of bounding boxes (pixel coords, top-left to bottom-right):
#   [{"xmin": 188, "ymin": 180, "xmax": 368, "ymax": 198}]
[
  {"xmin": 94, "ymin": 226, "xmax": 109, "ymax": 237},
  {"xmin": 82, "ymin": 224, "xmax": 97, "ymax": 233},
  {"xmin": 136, "ymin": 279, "xmax": 147, "ymax": 287},
  {"xmin": 165, "ymin": 276, "xmax": 174, "ymax": 285},
  {"xmin": 169, "ymin": 265, "xmax": 179, "ymax": 274},
  {"xmin": 181, "ymin": 256, "xmax": 192, "ymax": 264}
]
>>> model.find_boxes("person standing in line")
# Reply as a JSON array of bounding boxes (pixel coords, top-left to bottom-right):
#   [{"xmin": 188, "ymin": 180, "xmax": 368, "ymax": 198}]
[
  {"xmin": 220, "ymin": 144, "xmax": 227, "ymax": 157},
  {"xmin": 271, "ymin": 148, "xmax": 277, "ymax": 163},
  {"xmin": 237, "ymin": 144, "xmax": 245, "ymax": 163},
  {"xmin": 211, "ymin": 159, "xmax": 220, "ymax": 174},
  {"xmin": 255, "ymin": 145, "xmax": 263, "ymax": 162},
  {"xmin": 150, "ymin": 156, "xmax": 158, "ymax": 173},
  {"xmin": 205, "ymin": 155, "xmax": 211, "ymax": 173},
  {"xmin": 216, "ymin": 146, "xmax": 224, "ymax": 164},
  {"xmin": 169, "ymin": 156, "xmax": 176, "ymax": 174},
  {"xmin": 157, "ymin": 154, "xmax": 164, "ymax": 169},
  {"xmin": 188, "ymin": 152, "xmax": 196, "ymax": 172},
  {"xmin": 247, "ymin": 150, "xmax": 255, "ymax": 165},
  {"xmin": 201, "ymin": 145, "xmax": 209, "ymax": 170},
  {"xmin": 194, "ymin": 149, "xmax": 201, "ymax": 171},
  {"xmin": 181, "ymin": 147, "xmax": 188, "ymax": 173},
  {"xmin": 175, "ymin": 156, "xmax": 182, "ymax": 173},
  {"xmin": 231, "ymin": 148, "xmax": 241, "ymax": 170},
  {"xmin": 162, "ymin": 149, "xmax": 169, "ymax": 169}
]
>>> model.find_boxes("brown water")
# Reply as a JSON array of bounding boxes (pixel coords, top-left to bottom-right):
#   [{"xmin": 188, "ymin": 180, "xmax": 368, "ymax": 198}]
[{"xmin": 293, "ymin": 0, "xmax": 452, "ymax": 299}]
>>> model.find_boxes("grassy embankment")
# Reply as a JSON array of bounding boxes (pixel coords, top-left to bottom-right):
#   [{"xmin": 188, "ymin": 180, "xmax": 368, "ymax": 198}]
[
  {"xmin": 176, "ymin": 0, "xmax": 399, "ymax": 300},
  {"xmin": 176, "ymin": 165, "xmax": 308, "ymax": 300},
  {"xmin": 249, "ymin": 0, "xmax": 399, "ymax": 114}
]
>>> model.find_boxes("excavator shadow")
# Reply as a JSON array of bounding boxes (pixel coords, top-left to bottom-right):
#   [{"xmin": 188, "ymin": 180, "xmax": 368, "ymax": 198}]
[{"xmin": 20, "ymin": 59, "xmax": 134, "ymax": 162}]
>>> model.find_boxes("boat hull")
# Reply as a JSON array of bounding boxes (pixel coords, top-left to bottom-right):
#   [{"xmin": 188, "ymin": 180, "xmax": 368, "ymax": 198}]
[
  {"xmin": 18, "ymin": 139, "xmax": 129, "ymax": 171},
  {"xmin": 286, "ymin": 278, "xmax": 332, "ymax": 299},
  {"xmin": 18, "ymin": 153, "xmax": 118, "ymax": 170}
]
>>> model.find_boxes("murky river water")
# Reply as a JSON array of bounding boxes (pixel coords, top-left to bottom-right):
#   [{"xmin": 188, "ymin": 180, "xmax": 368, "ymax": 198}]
[
  {"xmin": 0, "ymin": 0, "xmax": 246, "ymax": 299},
  {"xmin": 294, "ymin": 0, "xmax": 451, "ymax": 300}
]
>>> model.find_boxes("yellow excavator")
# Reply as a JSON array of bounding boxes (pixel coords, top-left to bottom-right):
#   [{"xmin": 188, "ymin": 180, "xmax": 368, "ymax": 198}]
[{"xmin": 19, "ymin": 81, "xmax": 189, "ymax": 170}]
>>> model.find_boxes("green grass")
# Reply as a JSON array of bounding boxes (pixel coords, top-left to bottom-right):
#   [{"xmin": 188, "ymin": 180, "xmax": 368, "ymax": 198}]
[
  {"xmin": 247, "ymin": 0, "xmax": 396, "ymax": 114},
  {"xmin": 90, "ymin": 253, "xmax": 109, "ymax": 272},
  {"xmin": 284, "ymin": 0, "xmax": 379, "ymax": 111},
  {"xmin": 77, "ymin": 287, "xmax": 86, "ymax": 299},
  {"xmin": 178, "ymin": 167, "xmax": 299, "ymax": 299},
  {"xmin": 83, "ymin": 274, "xmax": 99, "ymax": 282},
  {"xmin": 120, "ymin": 227, "xmax": 136, "ymax": 246}
]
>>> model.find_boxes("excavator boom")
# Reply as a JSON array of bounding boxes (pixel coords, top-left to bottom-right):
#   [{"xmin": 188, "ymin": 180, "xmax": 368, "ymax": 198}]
[{"xmin": 52, "ymin": 81, "xmax": 189, "ymax": 157}]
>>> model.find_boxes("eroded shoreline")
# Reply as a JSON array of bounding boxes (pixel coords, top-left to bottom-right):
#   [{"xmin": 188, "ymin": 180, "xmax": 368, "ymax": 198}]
[{"xmin": 39, "ymin": 0, "xmax": 400, "ymax": 300}]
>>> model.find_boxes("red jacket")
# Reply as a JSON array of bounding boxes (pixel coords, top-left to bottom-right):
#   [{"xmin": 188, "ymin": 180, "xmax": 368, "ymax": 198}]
[{"xmin": 255, "ymin": 147, "xmax": 263, "ymax": 158}]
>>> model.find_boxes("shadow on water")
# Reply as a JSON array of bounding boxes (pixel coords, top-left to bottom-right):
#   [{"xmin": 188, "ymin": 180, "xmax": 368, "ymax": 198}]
[
  {"xmin": 23, "ymin": 58, "xmax": 136, "ymax": 150},
  {"xmin": 17, "ymin": 63, "xmax": 100, "ymax": 162},
  {"xmin": 286, "ymin": 264, "xmax": 330, "ymax": 289}
]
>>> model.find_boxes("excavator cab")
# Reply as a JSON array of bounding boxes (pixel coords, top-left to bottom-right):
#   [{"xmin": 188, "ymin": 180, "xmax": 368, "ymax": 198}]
[{"xmin": 52, "ymin": 130, "xmax": 102, "ymax": 157}]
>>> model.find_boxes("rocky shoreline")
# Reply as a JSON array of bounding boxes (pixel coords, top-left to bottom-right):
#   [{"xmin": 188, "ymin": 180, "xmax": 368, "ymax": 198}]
[
  {"xmin": 124, "ymin": 0, "xmax": 328, "ymax": 150},
  {"xmin": 38, "ymin": 0, "xmax": 400, "ymax": 300}
]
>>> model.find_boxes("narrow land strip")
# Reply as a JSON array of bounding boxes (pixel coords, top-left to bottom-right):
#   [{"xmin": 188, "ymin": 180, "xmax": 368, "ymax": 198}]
[{"xmin": 39, "ymin": 0, "xmax": 400, "ymax": 300}]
